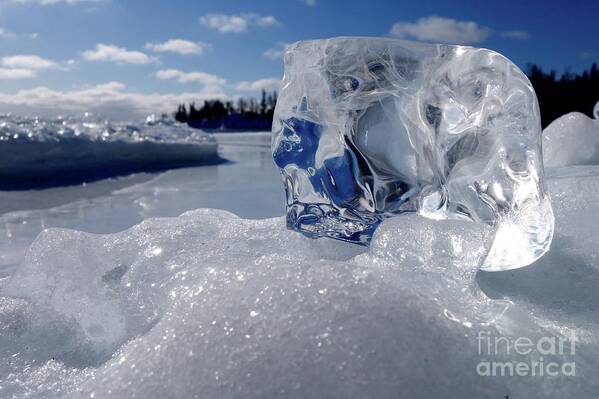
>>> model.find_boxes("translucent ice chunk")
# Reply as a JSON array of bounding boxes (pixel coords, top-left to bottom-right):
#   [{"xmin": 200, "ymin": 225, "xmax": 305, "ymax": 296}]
[{"xmin": 272, "ymin": 37, "xmax": 554, "ymax": 270}]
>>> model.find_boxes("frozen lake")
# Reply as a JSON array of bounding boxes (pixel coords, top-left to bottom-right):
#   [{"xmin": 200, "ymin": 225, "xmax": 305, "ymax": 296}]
[
  {"xmin": 1, "ymin": 113, "xmax": 599, "ymax": 397},
  {"xmin": 0, "ymin": 132, "xmax": 283, "ymax": 278}
]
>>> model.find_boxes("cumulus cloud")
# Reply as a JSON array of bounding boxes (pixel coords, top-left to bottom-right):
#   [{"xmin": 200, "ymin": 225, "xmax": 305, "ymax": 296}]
[
  {"xmin": 0, "ymin": 55, "xmax": 60, "ymax": 79},
  {"xmin": 0, "ymin": 68, "xmax": 36, "ymax": 79},
  {"xmin": 579, "ymin": 51, "xmax": 596, "ymax": 60},
  {"xmin": 500, "ymin": 30, "xmax": 530, "ymax": 40},
  {"xmin": 155, "ymin": 69, "xmax": 226, "ymax": 86},
  {"xmin": 0, "ymin": 82, "xmax": 228, "ymax": 119},
  {"xmin": 235, "ymin": 77, "xmax": 281, "ymax": 92},
  {"xmin": 199, "ymin": 13, "xmax": 280, "ymax": 33},
  {"xmin": 264, "ymin": 42, "xmax": 290, "ymax": 60},
  {"xmin": 82, "ymin": 44, "xmax": 155, "ymax": 65},
  {"xmin": 0, "ymin": 28, "xmax": 40, "ymax": 40},
  {"xmin": 255, "ymin": 15, "xmax": 279, "ymax": 28},
  {"xmin": 145, "ymin": 39, "xmax": 208, "ymax": 55},
  {"xmin": 1, "ymin": 55, "xmax": 58, "ymax": 70},
  {"xmin": 0, "ymin": 28, "xmax": 15, "ymax": 38},
  {"xmin": 390, "ymin": 16, "xmax": 491, "ymax": 44}
]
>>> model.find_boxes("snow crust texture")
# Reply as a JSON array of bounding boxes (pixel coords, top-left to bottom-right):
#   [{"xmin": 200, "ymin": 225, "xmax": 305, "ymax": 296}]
[
  {"xmin": 543, "ymin": 103, "xmax": 599, "ymax": 167},
  {"xmin": 1, "ymin": 164, "xmax": 599, "ymax": 398},
  {"xmin": 272, "ymin": 37, "xmax": 553, "ymax": 270}
]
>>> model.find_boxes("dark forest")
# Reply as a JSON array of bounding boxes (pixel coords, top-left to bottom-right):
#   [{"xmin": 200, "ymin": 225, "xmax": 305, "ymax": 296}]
[{"xmin": 174, "ymin": 63, "xmax": 599, "ymax": 131}]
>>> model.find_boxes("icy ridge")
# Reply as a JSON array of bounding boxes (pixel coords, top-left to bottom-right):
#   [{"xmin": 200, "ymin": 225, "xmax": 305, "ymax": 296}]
[{"xmin": 0, "ymin": 114, "xmax": 220, "ymax": 189}]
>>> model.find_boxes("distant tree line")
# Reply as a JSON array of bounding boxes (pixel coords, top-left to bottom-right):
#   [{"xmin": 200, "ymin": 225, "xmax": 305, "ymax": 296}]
[
  {"xmin": 173, "ymin": 63, "xmax": 599, "ymax": 131},
  {"xmin": 527, "ymin": 62, "xmax": 599, "ymax": 128},
  {"xmin": 174, "ymin": 89, "xmax": 277, "ymax": 131}
]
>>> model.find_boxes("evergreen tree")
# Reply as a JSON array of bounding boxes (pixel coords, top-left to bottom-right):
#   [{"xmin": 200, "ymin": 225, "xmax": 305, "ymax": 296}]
[
  {"xmin": 526, "ymin": 63, "xmax": 599, "ymax": 127},
  {"xmin": 172, "ymin": 91, "xmax": 279, "ymax": 130},
  {"xmin": 174, "ymin": 104, "xmax": 188, "ymax": 123},
  {"xmin": 260, "ymin": 89, "xmax": 267, "ymax": 116}
]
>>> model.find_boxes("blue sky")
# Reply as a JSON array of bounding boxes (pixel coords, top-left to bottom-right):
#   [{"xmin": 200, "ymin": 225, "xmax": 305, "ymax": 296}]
[{"xmin": 0, "ymin": 0, "xmax": 596, "ymax": 119}]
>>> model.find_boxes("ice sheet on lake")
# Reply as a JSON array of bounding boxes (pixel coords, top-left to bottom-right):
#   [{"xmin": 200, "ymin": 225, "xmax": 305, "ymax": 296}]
[
  {"xmin": 543, "ymin": 102, "xmax": 599, "ymax": 167},
  {"xmin": 1, "ymin": 165, "xmax": 599, "ymax": 398},
  {"xmin": 0, "ymin": 133, "xmax": 283, "ymax": 277}
]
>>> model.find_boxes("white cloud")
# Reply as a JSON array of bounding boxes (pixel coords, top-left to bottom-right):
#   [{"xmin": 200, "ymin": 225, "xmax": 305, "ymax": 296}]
[
  {"xmin": 235, "ymin": 77, "xmax": 281, "ymax": 92},
  {"xmin": 500, "ymin": 30, "xmax": 530, "ymax": 40},
  {"xmin": 82, "ymin": 44, "xmax": 155, "ymax": 65},
  {"xmin": 304, "ymin": 0, "xmax": 317, "ymax": 5},
  {"xmin": 145, "ymin": 39, "xmax": 207, "ymax": 55},
  {"xmin": 93, "ymin": 81, "xmax": 125, "ymax": 91},
  {"xmin": 0, "ymin": 28, "xmax": 15, "ymax": 38},
  {"xmin": 0, "ymin": 55, "xmax": 60, "ymax": 79},
  {"xmin": 255, "ymin": 15, "xmax": 278, "ymax": 28},
  {"xmin": 0, "ymin": 29, "xmax": 40, "ymax": 40},
  {"xmin": 155, "ymin": 69, "xmax": 226, "ymax": 86},
  {"xmin": 0, "ymin": 82, "xmax": 228, "ymax": 119},
  {"xmin": 264, "ymin": 42, "xmax": 290, "ymax": 60},
  {"xmin": 199, "ymin": 13, "xmax": 280, "ymax": 33},
  {"xmin": 1, "ymin": 55, "xmax": 58, "ymax": 70},
  {"xmin": 0, "ymin": 68, "xmax": 36, "ymax": 79},
  {"xmin": 9, "ymin": 0, "xmax": 105, "ymax": 5},
  {"xmin": 579, "ymin": 51, "xmax": 596, "ymax": 60},
  {"xmin": 200, "ymin": 14, "xmax": 247, "ymax": 33},
  {"xmin": 390, "ymin": 16, "xmax": 491, "ymax": 44}
]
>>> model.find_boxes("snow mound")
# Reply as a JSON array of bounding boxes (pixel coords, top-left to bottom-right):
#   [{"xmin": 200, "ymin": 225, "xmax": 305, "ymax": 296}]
[
  {"xmin": 0, "ymin": 115, "xmax": 220, "ymax": 189},
  {"xmin": 2, "ymin": 167, "xmax": 599, "ymax": 397},
  {"xmin": 543, "ymin": 104, "xmax": 599, "ymax": 167}
]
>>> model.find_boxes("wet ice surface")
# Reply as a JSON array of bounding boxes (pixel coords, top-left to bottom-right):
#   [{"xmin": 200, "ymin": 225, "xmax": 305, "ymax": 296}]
[
  {"xmin": 273, "ymin": 38, "xmax": 553, "ymax": 271},
  {"xmin": 0, "ymin": 132, "xmax": 281, "ymax": 277},
  {"xmin": 0, "ymin": 126, "xmax": 599, "ymax": 397}
]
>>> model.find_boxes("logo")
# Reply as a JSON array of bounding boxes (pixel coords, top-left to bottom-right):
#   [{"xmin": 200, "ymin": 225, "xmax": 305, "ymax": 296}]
[{"xmin": 476, "ymin": 331, "xmax": 576, "ymax": 377}]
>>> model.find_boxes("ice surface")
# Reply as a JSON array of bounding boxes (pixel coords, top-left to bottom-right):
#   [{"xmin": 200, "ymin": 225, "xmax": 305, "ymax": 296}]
[
  {"xmin": 272, "ymin": 37, "xmax": 554, "ymax": 271},
  {"xmin": 0, "ymin": 126, "xmax": 598, "ymax": 397},
  {"xmin": 1, "ymin": 164, "xmax": 599, "ymax": 398},
  {"xmin": 0, "ymin": 114, "xmax": 220, "ymax": 189},
  {"xmin": 543, "ymin": 102, "xmax": 599, "ymax": 167},
  {"xmin": 0, "ymin": 132, "xmax": 281, "ymax": 277}
]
